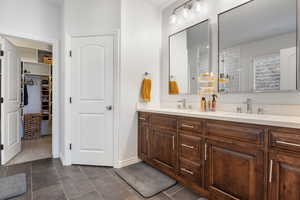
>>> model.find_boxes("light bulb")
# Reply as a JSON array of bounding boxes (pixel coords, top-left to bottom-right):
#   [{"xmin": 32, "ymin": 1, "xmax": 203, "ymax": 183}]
[
  {"xmin": 182, "ymin": 7, "xmax": 190, "ymax": 19},
  {"xmin": 194, "ymin": 0, "xmax": 202, "ymax": 12},
  {"xmin": 169, "ymin": 14, "xmax": 177, "ymax": 24}
]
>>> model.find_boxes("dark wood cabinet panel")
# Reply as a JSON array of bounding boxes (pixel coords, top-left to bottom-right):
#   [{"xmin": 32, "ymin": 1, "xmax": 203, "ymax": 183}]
[
  {"xmin": 178, "ymin": 118, "xmax": 203, "ymax": 133},
  {"xmin": 270, "ymin": 128, "xmax": 300, "ymax": 153},
  {"xmin": 206, "ymin": 120, "xmax": 264, "ymax": 146},
  {"xmin": 150, "ymin": 128, "xmax": 177, "ymax": 173},
  {"xmin": 207, "ymin": 141, "xmax": 264, "ymax": 200},
  {"xmin": 179, "ymin": 157, "xmax": 202, "ymax": 186},
  {"xmin": 151, "ymin": 114, "xmax": 177, "ymax": 130},
  {"xmin": 269, "ymin": 152, "xmax": 300, "ymax": 200},
  {"xmin": 179, "ymin": 134, "xmax": 202, "ymax": 163},
  {"xmin": 138, "ymin": 122, "xmax": 150, "ymax": 161}
]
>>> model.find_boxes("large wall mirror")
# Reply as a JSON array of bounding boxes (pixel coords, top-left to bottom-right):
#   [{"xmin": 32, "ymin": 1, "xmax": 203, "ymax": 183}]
[
  {"xmin": 169, "ymin": 20, "xmax": 212, "ymax": 95},
  {"xmin": 218, "ymin": 0, "xmax": 298, "ymax": 93}
]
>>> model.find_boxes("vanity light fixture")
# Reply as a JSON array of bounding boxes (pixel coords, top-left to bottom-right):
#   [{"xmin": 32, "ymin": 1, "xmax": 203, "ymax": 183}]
[
  {"xmin": 194, "ymin": 0, "xmax": 202, "ymax": 12},
  {"xmin": 169, "ymin": 0, "xmax": 203, "ymax": 25}
]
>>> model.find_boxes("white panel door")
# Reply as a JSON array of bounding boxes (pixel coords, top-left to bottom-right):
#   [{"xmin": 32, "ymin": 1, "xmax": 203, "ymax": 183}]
[
  {"xmin": 1, "ymin": 38, "xmax": 21, "ymax": 164},
  {"xmin": 280, "ymin": 47, "xmax": 297, "ymax": 90},
  {"xmin": 71, "ymin": 36, "xmax": 114, "ymax": 166}
]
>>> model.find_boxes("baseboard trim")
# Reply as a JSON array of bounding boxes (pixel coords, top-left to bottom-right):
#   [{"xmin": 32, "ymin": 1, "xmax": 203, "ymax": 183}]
[{"xmin": 114, "ymin": 157, "xmax": 141, "ymax": 168}]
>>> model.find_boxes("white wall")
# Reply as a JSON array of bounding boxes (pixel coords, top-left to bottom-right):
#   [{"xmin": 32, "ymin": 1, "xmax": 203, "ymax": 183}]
[
  {"xmin": 161, "ymin": 0, "xmax": 300, "ymax": 110},
  {"xmin": 119, "ymin": 0, "xmax": 161, "ymax": 165},
  {"xmin": 0, "ymin": 0, "xmax": 61, "ymax": 40},
  {"xmin": 64, "ymin": 0, "xmax": 120, "ymax": 35}
]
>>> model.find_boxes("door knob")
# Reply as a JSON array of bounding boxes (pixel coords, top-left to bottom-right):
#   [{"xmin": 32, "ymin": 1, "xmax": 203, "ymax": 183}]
[{"xmin": 106, "ymin": 105, "xmax": 113, "ymax": 111}]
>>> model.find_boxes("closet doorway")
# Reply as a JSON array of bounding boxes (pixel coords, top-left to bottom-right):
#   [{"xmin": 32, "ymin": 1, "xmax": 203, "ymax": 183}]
[{"xmin": 1, "ymin": 36, "xmax": 54, "ymax": 165}]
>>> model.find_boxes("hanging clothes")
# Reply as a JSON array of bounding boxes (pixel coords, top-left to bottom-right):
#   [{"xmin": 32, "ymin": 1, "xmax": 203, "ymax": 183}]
[{"xmin": 24, "ymin": 84, "xmax": 29, "ymax": 106}]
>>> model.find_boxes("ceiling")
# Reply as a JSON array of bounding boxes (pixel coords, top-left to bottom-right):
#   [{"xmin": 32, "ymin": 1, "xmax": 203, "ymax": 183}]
[{"xmin": 147, "ymin": 0, "xmax": 178, "ymax": 9}]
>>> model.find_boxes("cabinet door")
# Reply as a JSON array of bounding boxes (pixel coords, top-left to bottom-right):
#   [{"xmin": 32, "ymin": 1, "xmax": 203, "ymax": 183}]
[
  {"xmin": 268, "ymin": 152, "xmax": 300, "ymax": 200},
  {"xmin": 207, "ymin": 141, "xmax": 264, "ymax": 200},
  {"xmin": 138, "ymin": 122, "xmax": 150, "ymax": 161},
  {"xmin": 150, "ymin": 128, "xmax": 177, "ymax": 173}
]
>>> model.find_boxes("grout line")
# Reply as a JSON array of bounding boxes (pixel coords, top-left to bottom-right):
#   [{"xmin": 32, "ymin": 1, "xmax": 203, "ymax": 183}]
[
  {"xmin": 31, "ymin": 163, "xmax": 33, "ymax": 200},
  {"xmin": 78, "ymin": 166, "xmax": 106, "ymax": 199},
  {"xmin": 53, "ymin": 160, "xmax": 70, "ymax": 200}
]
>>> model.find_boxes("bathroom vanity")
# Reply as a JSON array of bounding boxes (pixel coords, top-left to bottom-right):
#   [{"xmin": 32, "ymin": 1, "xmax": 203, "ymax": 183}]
[{"xmin": 137, "ymin": 108, "xmax": 300, "ymax": 200}]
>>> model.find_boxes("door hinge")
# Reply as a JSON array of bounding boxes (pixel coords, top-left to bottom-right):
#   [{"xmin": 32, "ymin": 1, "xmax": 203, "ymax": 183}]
[
  {"xmin": 69, "ymin": 97, "xmax": 72, "ymax": 104},
  {"xmin": 0, "ymin": 97, "xmax": 3, "ymax": 104},
  {"xmin": 0, "ymin": 144, "xmax": 4, "ymax": 150},
  {"xmin": 69, "ymin": 50, "xmax": 72, "ymax": 57},
  {"xmin": 69, "ymin": 143, "xmax": 72, "ymax": 150},
  {"xmin": 0, "ymin": 50, "xmax": 3, "ymax": 57}
]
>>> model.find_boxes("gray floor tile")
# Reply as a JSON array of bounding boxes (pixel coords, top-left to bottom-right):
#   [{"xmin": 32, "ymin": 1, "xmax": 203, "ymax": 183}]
[
  {"xmin": 71, "ymin": 191, "xmax": 104, "ymax": 200},
  {"xmin": 33, "ymin": 183, "xmax": 67, "ymax": 200},
  {"xmin": 56, "ymin": 165, "xmax": 87, "ymax": 181},
  {"xmin": 61, "ymin": 178, "xmax": 95, "ymax": 199},
  {"xmin": 92, "ymin": 176, "xmax": 133, "ymax": 200},
  {"xmin": 32, "ymin": 158, "xmax": 56, "ymax": 173},
  {"xmin": 80, "ymin": 165, "xmax": 112, "ymax": 179},
  {"xmin": 170, "ymin": 187, "xmax": 202, "ymax": 200},
  {"xmin": 0, "ymin": 166, "xmax": 7, "ymax": 177},
  {"xmin": 32, "ymin": 168, "xmax": 60, "ymax": 191},
  {"xmin": 163, "ymin": 184, "xmax": 184, "ymax": 196},
  {"xmin": 6, "ymin": 162, "xmax": 32, "ymax": 176}
]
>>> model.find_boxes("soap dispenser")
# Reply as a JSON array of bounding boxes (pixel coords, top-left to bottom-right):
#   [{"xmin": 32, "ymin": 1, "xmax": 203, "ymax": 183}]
[
  {"xmin": 211, "ymin": 94, "xmax": 218, "ymax": 112},
  {"xmin": 200, "ymin": 97, "xmax": 206, "ymax": 112}
]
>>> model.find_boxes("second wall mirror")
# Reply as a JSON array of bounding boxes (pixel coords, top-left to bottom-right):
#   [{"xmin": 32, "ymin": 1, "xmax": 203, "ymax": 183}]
[
  {"xmin": 218, "ymin": 0, "xmax": 298, "ymax": 93},
  {"xmin": 169, "ymin": 20, "xmax": 212, "ymax": 95}
]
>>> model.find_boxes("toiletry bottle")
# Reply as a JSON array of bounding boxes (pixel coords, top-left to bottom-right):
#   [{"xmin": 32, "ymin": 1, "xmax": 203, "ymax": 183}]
[
  {"xmin": 211, "ymin": 94, "xmax": 218, "ymax": 112},
  {"xmin": 201, "ymin": 97, "xmax": 206, "ymax": 112},
  {"xmin": 207, "ymin": 97, "xmax": 212, "ymax": 112}
]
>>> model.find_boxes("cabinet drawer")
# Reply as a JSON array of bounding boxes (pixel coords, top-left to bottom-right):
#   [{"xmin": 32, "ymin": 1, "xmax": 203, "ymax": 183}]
[
  {"xmin": 210, "ymin": 187, "xmax": 240, "ymax": 200},
  {"xmin": 179, "ymin": 158, "xmax": 202, "ymax": 186},
  {"xmin": 270, "ymin": 128, "xmax": 300, "ymax": 152},
  {"xmin": 179, "ymin": 134, "xmax": 202, "ymax": 163},
  {"xmin": 206, "ymin": 120, "xmax": 264, "ymax": 145},
  {"xmin": 151, "ymin": 114, "xmax": 177, "ymax": 130},
  {"xmin": 178, "ymin": 118, "xmax": 202, "ymax": 133},
  {"xmin": 138, "ymin": 112, "xmax": 150, "ymax": 123}
]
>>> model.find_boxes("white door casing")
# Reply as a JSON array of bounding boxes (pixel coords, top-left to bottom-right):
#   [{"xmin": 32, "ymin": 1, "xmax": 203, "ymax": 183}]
[
  {"xmin": 71, "ymin": 36, "xmax": 114, "ymax": 166},
  {"xmin": 280, "ymin": 47, "xmax": 297, "ymax": 91},
  {"xmin": 1, "ymin": 38, "xmax": 21, "ymax": 164}
]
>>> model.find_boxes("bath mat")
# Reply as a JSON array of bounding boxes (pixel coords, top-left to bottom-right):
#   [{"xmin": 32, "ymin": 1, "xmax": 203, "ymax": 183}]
[
  {"xmin": 0, "ymin": 173, "xmax": 27, "ymax": 200},
  {"xmin": 115, "ymin": 162, "xmax": 176, "ymax": 198}
]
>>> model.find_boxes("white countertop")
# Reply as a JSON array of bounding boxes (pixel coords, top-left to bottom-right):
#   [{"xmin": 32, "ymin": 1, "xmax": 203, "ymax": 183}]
[{"xmin": 137, "ymin": 106, "xmax": 300, "ymax": 129}]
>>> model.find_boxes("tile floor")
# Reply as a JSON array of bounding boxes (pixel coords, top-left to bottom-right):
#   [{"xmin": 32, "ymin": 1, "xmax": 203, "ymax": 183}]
[
  {"xmin": 7, "ymin": 136, "xmax": 52, "ymax": 166},
  {"xmin": 0, "ymin": 159, "xmax": 206, "ymax": 200}
]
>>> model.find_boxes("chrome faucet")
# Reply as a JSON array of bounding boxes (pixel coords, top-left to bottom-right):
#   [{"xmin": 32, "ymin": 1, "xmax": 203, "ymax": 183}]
[
  {"xmin": 244, "ymin": 98, "xmax": 252, "ymax": 114},
  {"xmin": 177, "ymin": 99, "xmax": 187, "ymax": 109}
]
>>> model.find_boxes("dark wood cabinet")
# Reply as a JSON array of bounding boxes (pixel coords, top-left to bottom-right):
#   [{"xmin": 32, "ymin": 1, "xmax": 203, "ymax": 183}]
[
  {"xmin": 150, "ymin": 128, "xmax": 177, "ymax": 174},
  {"xmin": 138, "ymin": 111, "xmax": 300, "ymax": 200},
  {"xmin": 207, "ymin": 140, "xmax": 264, "ymax": 200},
  {"xmin": 138, "ymin": 122, "xmax": 150, "ymax": 161},
  {"xmin": 268, "ymin": 151, "xmax": 300, "ymax": 200}
]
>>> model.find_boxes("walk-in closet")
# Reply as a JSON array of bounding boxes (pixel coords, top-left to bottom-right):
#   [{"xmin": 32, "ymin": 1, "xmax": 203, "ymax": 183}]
[{"xmin": 5, "ymin": 36, "xmax": 53, "ymax": 165}]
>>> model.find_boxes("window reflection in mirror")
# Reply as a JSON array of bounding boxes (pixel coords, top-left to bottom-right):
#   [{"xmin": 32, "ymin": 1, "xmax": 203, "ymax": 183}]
[
  {"xmin": 169, "ymin": 20, "xmax": 214, "ymax": 95},
  {"xmin": 218, "ymin": 0, "xmax": 297, "ymax": 93}
]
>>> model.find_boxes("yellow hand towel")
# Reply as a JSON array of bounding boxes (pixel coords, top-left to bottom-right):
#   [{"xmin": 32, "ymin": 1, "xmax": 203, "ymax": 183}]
[
  {"xmin": 141, "ymin": 78, "xmax": 152, "ymax": 102},
  {"xmin": 169, "ymin": 81, "xmax": 179, "ymax": 95}
]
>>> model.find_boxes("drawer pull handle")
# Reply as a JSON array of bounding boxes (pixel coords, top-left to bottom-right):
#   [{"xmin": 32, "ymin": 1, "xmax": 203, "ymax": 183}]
[
  {"xmin": 181, "ymin": 168, "xmax": 194, "ymax": 175},
  {"xmin": 139, "ymin": 117, "xmax": 146, "ymax": 121},
  {"xmin": 172, "ymin": 136, "xmax": 175, "ymax": 150},
  {"xmin": 204, "ymin": 143, "xmax": 207, "ymax": 161},
  {"xmin": 269, "ymin": 160, "xmax": 273, "ymax": 183},
  {"xmin": 276, "ymin": 140, "xmax": 300, "ymax": 148},
  {"xmin": 181, "ymin": 124, "xmax": 194, "ymax": 129},
  {"xmin": 181, "ymin": 144, "xmax": 194, "ymax": 149}
]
